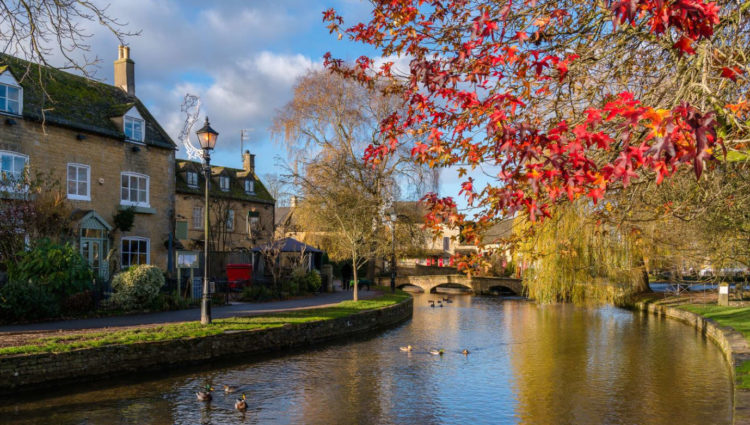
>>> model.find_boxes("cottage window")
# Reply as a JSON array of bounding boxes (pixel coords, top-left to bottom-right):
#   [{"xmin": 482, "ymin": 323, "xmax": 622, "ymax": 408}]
[
  {"xmin": 67, "ymin": 163, "xmax": 90, "ymax": 201},
  {"xmin": 0, "ymin": 150, "xmax": 28, "ymax": 193},
  {"xmin": 226, "ymin": 209, "xmax": 235, "ymax": 231},
  {"xmin": 248, "ymin": 216, "xmax": 260, "ymax": 237},
  {"xmin": 0, "ymin": 83, "xmax": 21, "ymax": 115},
  {"xmin": 192, "ymin": 206, "xmax": 203, "ymax": 229},
  {"xmin": 124, "ymin": 116, "xmax": 144, "ymax": 142},
  {"xmin": 244, "ymin": 179, "xmax": 254, "ymax": 194},
  {"xmin": 121, "ymin": 237, "xmax": 149, "ymax": 268},
  {"xmin": 120, "ymin": 172, "xmax": 149, "ymax": 207},
  {"xmin": 219, "ymin": 175, "xmax": 230, "ymax": 192},
  {"xmin": 186, "ymin": 171, "xmax": 198, "ymax": 188}
]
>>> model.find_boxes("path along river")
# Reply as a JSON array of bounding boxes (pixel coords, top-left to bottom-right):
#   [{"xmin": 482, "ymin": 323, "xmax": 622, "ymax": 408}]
[{"xmin": 0, "ymin": 293, "xmax": 732, "ymax": 424}]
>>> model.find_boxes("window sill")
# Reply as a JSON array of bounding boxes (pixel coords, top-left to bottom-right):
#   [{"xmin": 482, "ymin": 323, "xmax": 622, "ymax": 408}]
[
  {"xmin": 124, "ymin": 139, "xmax": 146, "ymax": 146},
  {"xmin": 118, "ymin": 204, "xmax": 156, "ymax": 214},
  {"xmin": 68, "ymin": 195, "xmax": 91, "ymax": 202}
]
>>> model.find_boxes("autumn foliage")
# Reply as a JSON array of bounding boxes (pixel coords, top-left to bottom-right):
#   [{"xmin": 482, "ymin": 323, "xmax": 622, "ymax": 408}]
[{"xmin": 322, "ymin": 0, "xmax": 747, "ymax": 251}]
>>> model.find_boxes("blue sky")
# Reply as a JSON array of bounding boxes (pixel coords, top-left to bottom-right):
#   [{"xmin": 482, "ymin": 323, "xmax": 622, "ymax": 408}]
[{"xmin": 67, "ymin": 1, "xmax": 465, "ymax": 206}]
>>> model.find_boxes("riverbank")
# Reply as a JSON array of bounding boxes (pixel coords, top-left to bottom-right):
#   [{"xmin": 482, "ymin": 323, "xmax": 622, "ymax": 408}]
[
  {"xmin": 0, "ymin": 289, "xmax": 412, "ymax": 395},
  {"xmin": 630, "ymin": 294, "xmax": 750, "ymax": 423}
]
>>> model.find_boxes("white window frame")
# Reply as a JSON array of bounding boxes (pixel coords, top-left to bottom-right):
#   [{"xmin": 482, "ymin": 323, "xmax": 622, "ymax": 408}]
[
  {"xmin": 186, "ymin": 171, "xmax": 198, "ymax": 188},
  {"xmin": 123, "ymin": 107, "xmax": 145, "ymax": 143},
  {"xmin": 0, "ymin": 71, "xmax": 22, "ymax": 115},
  {"xmin": 219, "ymin": 175, "xmax": 230, "ymax": 192},
  {"xmin": 226, "ymin": 209, "xmax": 234, "ymax": 231},
  {"xmin": 66, "ymin": 163, "xmax": 91, "ymax": 201},
  {"xmin": 192, "ymin": 206, "xmax": 203, "ymax": 229},
  {"xmin": 244, "ymin": 179, "xmax": 255, "ymax": 194},
  {"xmin": 120, "ymin": 236, "xmax": 150, "ymax": 268},
  {"xmin": 120, "ymin": 172, "xmax": 150, "ymax": 207},
  {"xmin": 0, "ymin": 150, "xmax": 28, "ymax": 193}
]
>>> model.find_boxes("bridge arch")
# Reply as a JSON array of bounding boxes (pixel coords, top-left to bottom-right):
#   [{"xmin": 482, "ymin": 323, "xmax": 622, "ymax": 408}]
[{"xmin": 430, "ymin": 282, "xmax": 473, "ymax": 294}]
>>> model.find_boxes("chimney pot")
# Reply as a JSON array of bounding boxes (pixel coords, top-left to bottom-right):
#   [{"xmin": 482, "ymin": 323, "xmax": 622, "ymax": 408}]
[
  {"xmin": 242, "ymin": 150, "xmax": 255, "ymax": 174},
  {"xmin": 290, "ymin": 195, "xmax": 297, "ymax": 208},
  {"xmin": 114, "ymin": 45, "xmax": 135, "ymax": 96}
]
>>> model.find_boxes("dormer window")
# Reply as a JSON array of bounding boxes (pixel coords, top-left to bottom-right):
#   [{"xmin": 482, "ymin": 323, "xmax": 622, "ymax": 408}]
[
  {"xmin": 0, "ymin": 84, "xmax": 20, "ymax": 114},
  {"xmin": 0, "ymin": 71, "xmax": 22, "ymax": 115},
  {"xmin": 186, "ymin": 171, "xmax": 198, "ymax": 188},
  {"xmin": 219, "ymin": 176, "xmax": 230, "ymax": 192},
  {"xmin": 124, "ymin": 116, "xmax": 144, "ymax": 141},
  {"xmin": 244, "ymin": 179, "xmax": 254, "ymax": 194},
  {"xmin": 123, "ymin": 107, "xmax": 145, "ymax": 143}
]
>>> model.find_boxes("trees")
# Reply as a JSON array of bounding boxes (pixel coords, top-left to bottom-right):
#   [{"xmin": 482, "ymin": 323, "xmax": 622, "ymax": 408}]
[
  {"xmin": 273, "ymin": 69, "xmax": 436, "ymax": 300},
  {"xmin": 0, "ymin": 0, "xmax": 138, "ymax": 77},
  {"xmin": 322, "ymin": 0, "xmax": 747, "ymax": 256}
]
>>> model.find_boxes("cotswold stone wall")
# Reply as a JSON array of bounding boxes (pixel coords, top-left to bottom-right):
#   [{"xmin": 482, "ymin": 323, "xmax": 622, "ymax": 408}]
[
  {"xmin": 634, "ymin": 301, "xmax": 750, "ymax": 424},
  {"xmin": 0, "ymin": 297, "xmax": 413, "ymax": 394}
]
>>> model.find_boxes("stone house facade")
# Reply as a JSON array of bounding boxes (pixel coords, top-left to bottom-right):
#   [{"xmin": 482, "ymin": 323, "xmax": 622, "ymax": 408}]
[
  {"xmin": 175, "ymin": 151, "xmax": 275, "ymax": 254},
  {"xmin": 0, "ymin": 47, "xmax": 176, "ymax": 278}
]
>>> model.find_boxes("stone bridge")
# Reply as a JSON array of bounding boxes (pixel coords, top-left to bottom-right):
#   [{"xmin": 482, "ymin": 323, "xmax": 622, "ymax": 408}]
[{"xmin": 377, "ymin": 274, "xmax": 524, "ymax": 296}]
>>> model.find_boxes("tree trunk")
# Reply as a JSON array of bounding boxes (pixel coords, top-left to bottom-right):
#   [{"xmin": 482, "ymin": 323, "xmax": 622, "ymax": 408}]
[
  {"xmin": 352, "ymin": 256, "xmax": 359, "ymax": 302},
  {"xmin": 634, "ymin": 257, "xmax": 652, "ymax": 293}
]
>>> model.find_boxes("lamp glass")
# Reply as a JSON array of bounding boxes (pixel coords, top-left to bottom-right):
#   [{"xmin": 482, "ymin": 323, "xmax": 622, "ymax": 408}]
[{"xmin": 196, "ymin": 117, "xmax": 219, "ymax": 150}]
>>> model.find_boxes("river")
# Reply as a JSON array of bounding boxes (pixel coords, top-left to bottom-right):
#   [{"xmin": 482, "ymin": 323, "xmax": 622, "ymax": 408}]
[{"xmin": 0, "ymin": 293, "xmax": 733, "ymax": 424}]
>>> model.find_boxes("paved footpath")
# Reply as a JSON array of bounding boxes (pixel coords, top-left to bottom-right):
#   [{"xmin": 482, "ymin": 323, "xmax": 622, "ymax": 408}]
[{"xmin": 0, "ymin": 287, "xmax": 379, "ymax": 333}]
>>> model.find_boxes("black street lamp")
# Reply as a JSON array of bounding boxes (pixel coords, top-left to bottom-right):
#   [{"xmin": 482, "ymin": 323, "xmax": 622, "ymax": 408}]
[
  {"xmin": 196, "ymin": 117, "xmax": 218, "ymax": 325},
  {"xmin": 390, "ymin": 210, "xmax": 397, "ymax": 293}
]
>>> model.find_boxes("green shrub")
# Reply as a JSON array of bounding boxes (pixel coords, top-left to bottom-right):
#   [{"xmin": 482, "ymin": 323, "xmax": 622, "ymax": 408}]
[
  {"xmin": 240, "ymin": 285, "xmax": 274, "ymax": 302},
  {"xmin": 0, "ymin": 281, "xmax": 59, "ymax": 322},
  {"xmin": 7, "ymin": 239, "xmax": 92, "ymax": 301},
  {"xmin": 61, "ymin": 290, "xmax": 95, "ymax": 315},
  {"xmin": 110, "ymin": 265, "xmax": 165, "ymax": 310},
  {"xmin": 306, "ymin": 270, "xmax": 322, "ymax": 292},
  {"xmin": 149, "ymin": 291, "xmax": 192, "ymax": 311}
]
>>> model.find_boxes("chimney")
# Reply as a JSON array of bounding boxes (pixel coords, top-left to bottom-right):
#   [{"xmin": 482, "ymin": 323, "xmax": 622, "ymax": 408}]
[
  {"xmin": 242, "ymin": 150, "xmax": 255, "ymax": 174},
  {"xmin": 290, "ymin": 195, "xmax": 297, "ymax": 208},
  {"xmin": 114, "ymin": 45, "xmax": 135, "ymax": 96}
]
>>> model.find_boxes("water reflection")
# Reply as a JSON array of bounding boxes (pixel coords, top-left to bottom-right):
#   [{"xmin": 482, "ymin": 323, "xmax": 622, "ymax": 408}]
[{"xmin": 0, "ymin": 294, "xmax": 732, "ymax": 424}]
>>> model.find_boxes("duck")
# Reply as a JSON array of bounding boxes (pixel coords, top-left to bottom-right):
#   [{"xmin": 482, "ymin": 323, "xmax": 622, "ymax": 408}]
[
  {"xmin": 462, "ymin": 349, "xmax": 470, "ymax": 355},
  {"xmin": 224, "ymin": 384, "xmax": 237, "ymax": 394},
  {"xmin": 429, "ymin": 348, "xmax": 445, "ymax": 356},
  {"xmin": 399, "ymin": 345, "xmax": 413, "ymax": 352},
  {"xmin": 196, "ymin": 385, "xmax": 213, "ymax": 402},
  {"xmin": 445, "ymin": 298, "xmax": 453, "ymax": 303},
  {"xmin": 438, "ymin": 301, "xmax": 444, "ymax": 308},
  {"xmin": 235, "ymin": 393, "xmax": 247, "ymax": 411},
  {"xmin": 429, "ymin": 301, "xmax": 436, "ymax": 308}
]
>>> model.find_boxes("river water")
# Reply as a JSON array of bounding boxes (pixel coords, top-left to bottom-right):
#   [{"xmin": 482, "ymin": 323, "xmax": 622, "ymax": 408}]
[{"xmin": 0, "ymin": 293, "xmax": 733, "ymax": 424}]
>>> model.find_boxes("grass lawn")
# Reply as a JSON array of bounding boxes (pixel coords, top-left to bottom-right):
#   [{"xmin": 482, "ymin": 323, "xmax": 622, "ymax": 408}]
[
  {"xmin": 679, "ymin": 304, "xmax": 750, "ymax": 389},
  {"xmin": 0, "ymin": 288, "xmax": 409, "ymax": 357}
]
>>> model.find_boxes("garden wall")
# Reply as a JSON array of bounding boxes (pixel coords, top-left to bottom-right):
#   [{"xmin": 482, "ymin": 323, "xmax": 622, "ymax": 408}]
[{"xmin": 0, "ymin": 297, "xmax": 413, "ymax": 394}]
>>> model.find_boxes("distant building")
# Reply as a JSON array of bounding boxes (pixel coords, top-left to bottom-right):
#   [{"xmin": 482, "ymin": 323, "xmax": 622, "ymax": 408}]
[
  {"xmin": 174, "ymin": 151, "xmax": 275, "ymax": 253},
  {"xmin": 0, "ymin": 46, "xmax": 176, "ymax": 278}
]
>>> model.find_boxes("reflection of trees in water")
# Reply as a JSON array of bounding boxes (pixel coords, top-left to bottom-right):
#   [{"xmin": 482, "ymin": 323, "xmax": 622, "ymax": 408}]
[{"xmin": 507, "ymin": 304, "xmax": 730, "ymax": 425}]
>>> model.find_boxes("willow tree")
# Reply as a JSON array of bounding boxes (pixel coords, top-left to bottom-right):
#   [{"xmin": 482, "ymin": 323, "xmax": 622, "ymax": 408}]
[{"xmin": 517, "ymin": 201, "xmax": 648, "ymax": 303}]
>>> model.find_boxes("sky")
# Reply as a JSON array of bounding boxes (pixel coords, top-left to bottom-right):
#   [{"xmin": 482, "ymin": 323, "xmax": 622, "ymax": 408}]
[
  {"xmin": 77, "ymin": 1, "xmax": 378, "ymax": 176},
  {"xmin": 38, "ymin": 0, "xmax": 467, "ymax": 207}
]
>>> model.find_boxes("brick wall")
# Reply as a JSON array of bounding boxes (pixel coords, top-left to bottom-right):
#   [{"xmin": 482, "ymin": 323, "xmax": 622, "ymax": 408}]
[{"xmin": 0, "ymin": 118, "xmax": 175, "ymax": 270}]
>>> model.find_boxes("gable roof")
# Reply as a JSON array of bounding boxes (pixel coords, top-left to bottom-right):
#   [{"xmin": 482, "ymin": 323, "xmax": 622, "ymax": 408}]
[
  {"xmin": 175, "ymin": 159, "xmax": 275, "ymax": 204},
  {"xmin": 252, "ymin": 237, "xmax": 322, "ymax": 253},
  {"xmin": 0, "ymin": 54, "xmax": 176, "ymax": 150}
]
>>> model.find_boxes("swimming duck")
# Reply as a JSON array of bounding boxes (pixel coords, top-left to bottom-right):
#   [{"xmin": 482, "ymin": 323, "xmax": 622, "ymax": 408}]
[
  {"xmin": 462, "ymin": 349, "xmax": 470, "ymax": 355},
  {"xmin": 438, "ymin": 302, "xmax": 444, "ymax": 308},
  {"xmin": 196, "ymin": 385, "xmax": 213, "ymax": 401},
  {"xmin": 445, "ymin": 298, "xmax": 453, "ymax": 303},
  {"xmin": 224, "ymin": 384, "xmax": 237, "ymax": 394},
  {"xmin": 235, "ymin": 394, "xmax": 247, "ymax": 411},
  {"xmin": 400, "ymin": 345, "xmax": 413, "ymax": 352},
  {"xmin": 429, "ymin": 349, "xmax": 445, "ymax": 356}
]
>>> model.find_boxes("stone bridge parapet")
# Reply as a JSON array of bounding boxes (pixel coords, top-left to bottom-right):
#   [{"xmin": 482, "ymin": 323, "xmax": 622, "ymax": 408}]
[{"xmin": 377, "ymin": 274, "xmax": 524, "ymax": 296}]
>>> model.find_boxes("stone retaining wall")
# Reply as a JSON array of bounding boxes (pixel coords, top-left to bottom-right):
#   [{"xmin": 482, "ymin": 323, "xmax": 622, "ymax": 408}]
[
  {"xmin": 0, "ymin": 297, "xmax": 413, "ymax": 395},
  {"xmin": 634, "ymin": 301, "xmax": 750, "ymax": 424}
]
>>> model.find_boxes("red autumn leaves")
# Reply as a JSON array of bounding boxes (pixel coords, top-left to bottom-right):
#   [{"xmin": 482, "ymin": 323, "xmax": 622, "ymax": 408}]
[{"xmin": 323, "ymin": 0, "xmax": 731, "ymax": 226}]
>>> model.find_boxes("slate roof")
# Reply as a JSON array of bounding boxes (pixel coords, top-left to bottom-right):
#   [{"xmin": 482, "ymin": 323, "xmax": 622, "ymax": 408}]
[
  {"xmin": 175, "ymin": 159, "xmax": 275, "ymax": 205},
  {"xmin": 251, "ymin": 237, "xmax": 322, "ymax": 253},
  {"xmin": 0, "ymin": 53, "xmax": 176, "ymax": 150}
]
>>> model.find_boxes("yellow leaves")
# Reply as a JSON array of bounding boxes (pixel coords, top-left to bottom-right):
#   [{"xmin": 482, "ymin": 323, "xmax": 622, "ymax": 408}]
[{"xmin": 643, "ymin": 108, "xmax": 670, "ymax": 137}]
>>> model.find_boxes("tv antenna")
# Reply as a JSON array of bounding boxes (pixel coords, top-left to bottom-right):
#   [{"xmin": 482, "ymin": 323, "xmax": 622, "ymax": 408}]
[{"xmin": 240, "ymin": 129, "xmax": 252, "ymax": 154}]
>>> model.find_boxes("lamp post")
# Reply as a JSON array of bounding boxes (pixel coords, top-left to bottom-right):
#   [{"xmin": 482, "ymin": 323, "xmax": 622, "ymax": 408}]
[
  {"xmin": 390, "ymin": 211, "xmax": 397, "ymax": 293},
  {"xmin": 196, "ymin": 117, "xmax": 218, "ymax": 325}
]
